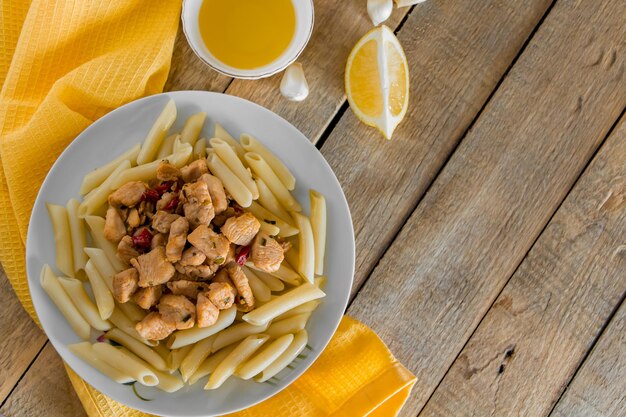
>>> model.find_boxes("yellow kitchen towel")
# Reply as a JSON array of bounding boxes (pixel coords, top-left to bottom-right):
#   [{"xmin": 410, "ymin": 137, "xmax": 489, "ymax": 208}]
[{"xmin": 0, "ymin": 1, "xmax": 416, "ymax": 417}]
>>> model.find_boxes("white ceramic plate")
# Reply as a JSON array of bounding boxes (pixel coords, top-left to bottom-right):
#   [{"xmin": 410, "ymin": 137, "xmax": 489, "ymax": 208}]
[{"xmin": 26, "ymin": 91, "xmax": 354, "ymax": 417}]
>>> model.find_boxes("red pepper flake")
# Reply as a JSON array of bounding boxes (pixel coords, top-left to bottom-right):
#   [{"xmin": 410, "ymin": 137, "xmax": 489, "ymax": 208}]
[
  {"xmin": 154, "ymin": 181, "xmax": 174, "ymax": 196},
  {"xmin": 163, "ymin": 197, "xmax": 179, "ymax": 211},
  {"xmin": 132, "ymin": 228, "xmax": 153, "ymax": 251},
  {"xmin": 96, "ymin": 333, "xmax": 106, "ymax": 343},
  {"xmin": 235, "ymin": 244, "xmax": 251, "ymax": 266},
  {"xmin": 141, "ymin": 189, "xmax": 159, "ymax": 203}
]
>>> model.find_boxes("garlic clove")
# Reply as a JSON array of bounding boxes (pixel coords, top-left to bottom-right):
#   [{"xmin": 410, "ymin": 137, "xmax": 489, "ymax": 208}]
[
  {"xmin": 394, "ymin": 0, "xmax": 428, "ymax": 7},
  {"xmin": 280, "ymin": 62, "xmax": 309, "ymax": 102},
  {"xmin": 367, "ymin": 0, "xmax": 393, "ymax": 26}
]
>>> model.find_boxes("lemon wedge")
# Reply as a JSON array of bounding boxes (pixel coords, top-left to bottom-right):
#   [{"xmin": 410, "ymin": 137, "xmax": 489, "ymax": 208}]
[{"xmin": 345, "ymin": 25, "xmax": 409, "ymax": 139}]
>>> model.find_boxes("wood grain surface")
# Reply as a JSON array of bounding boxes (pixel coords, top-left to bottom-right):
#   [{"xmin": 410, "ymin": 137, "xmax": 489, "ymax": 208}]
[
  {"xmin": 347, "ymin": 0, "xmax": 626, "ymax": 415},
  {"xmin": 419, "ymin": 116, "xmax": 626, "ymax": 416},
  {"xmin": 551, "ymin": 299, "xmax": 626, "ymax": 417}
]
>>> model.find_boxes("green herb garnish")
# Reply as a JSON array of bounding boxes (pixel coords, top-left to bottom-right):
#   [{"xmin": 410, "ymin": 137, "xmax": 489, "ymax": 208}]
[
  {"xmin": 214, "ymin": 256, "xmax": 224, "ymax": 264},
  {"xmin": 261, "ymin": 238, "xmax": 267, "ymax": 246}
]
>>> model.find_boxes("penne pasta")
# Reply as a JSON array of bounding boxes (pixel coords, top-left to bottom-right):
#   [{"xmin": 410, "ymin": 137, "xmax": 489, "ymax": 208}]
[
  {"xmin": 40, "ymin": 265, "xmax": 90, "ymax": 340},
  {"xmin": 211, "ymin": 321, "xmax": 269, "ymax": 353},
  {"xmin": 256, "ymin": 330, "xmax": 308, "ymax": 382},
  {"xmin": 283, "ymin": 243, "xmax": 300, "ymax": 272},
  {"xmin": 237, "ymin": 334, "xmax": 294, "ymax": 380},
  {"xmin": 265, "ymin": 313, "xmax": 311, "ymax": 339},
  {"xmin": 205, "ymin": 335, "xmax": 269, "ymax": 389},
  {"xmin": 291, "ymin": 212, "xmax": 315, "ymax": 283},
  {"xmin": 84, "ymin": 217, "xmax": 125, "ymax": 272},
  {"xmin": 193, "ymin": 137, "xmax": 208, "ymax": 158},
  {"xmin": 167, "ymin": 345, "xmax": 193, "ymax": 373},
  {"xmin": 156, "ymin": 133, "xmax": 179, "ymax": 159},
  {"xmin": 153, "ymin": 343, "xmax": 171, "ymax": 361},
  {"xmin": 188, "ymin": 344, "xmax": 237, "ymax": 385},
  {"xmin": 210, "ymin": 138, "xmax": 259, "ymax": 199},
  {"xmin": 136, "ymin": 99, "xmax": 177, "ymax": 165},
  {"xmin": 241, "ymin": 267, "xmax": 271, "ymax": 303},
  {"xmin": 78, "ymin": 160, "xmax": 131, "ymax": 217},
  {"xmin": 180, "ymin": 112, "xmax": 206, "ymax": 145},
  {"xmin": 179, "ymin": 335, "xmax": 216, "ymax": 382},
  {"xmin": 84, "ymin": 260, "xmax": 114, "ymax": 320},
  {"xmin": 245, "ymin": 152, "xmax": 301, "ymax": 211},
  {"xmin": 66, "ymin": 199, "xmax": 88, "ymax": 275},
  {"xmin": 46, "ymin": 203, "xmax": 74, "ymax": 278},
  {"xmin": 309, "ymin": 190, "xmax": 327, "ymax": 275},
  {"xmin": 152, "ymin": 368, "xmax": 184, "ymax": 393},
  {"xmin": 314, "ymin": 276, "xmax": 326, "ymax": 288},
  {"xmin": 116, "ymin": 301, "xmax": 147, "ymax": 322},
  {"xmin": 93, "ymin": 343, "xmax": 159, "ymax": 386},
  {"xmin": 69, "ymin": 342, "xmax": 134, "ymax": 383},
  {"xmin": 245, "ymin": 261, "xmax": 301, "ymax": 286},
  {"xmin": 206, "ymin": 153, "xmax": 253, "ymax": 207},
  {"xmin": 83, "ymin": 247, "xmax": 116, "ymax": 291},
  {"xmin": 79, "ymin": 144, "xmax": 141, "ymax": 195},
  {"xmin": 105, "ymin": 328, "xmax": 167, "ymax": 371},
  {"xmin": 258, "ymin": 220, "xmax": 281, "ymax": 236},
  {"xmin": 108, "ymin": 307, "xmax": 155, "ymax": 346},
  {"xmin": 275, "ymin": 299, "xmax": 320, "ymax": 321},
  {"xmin": 246, "ymin": 202, "xmax": 299, "ymax": 237},
  {"xmin": 248, "ymin": 267, "xmax": 285, "ymax": 292},
  {"xmin": 255, "ymin": 177, "xmax": 293, "ymax": 224},
  {"xmin": 240, "ymin": 134, "xmax": 296, "ymax": 190},
  {"xmin": 242, "ymin": 283, "xmax": 325, "ymax": 326},
  {"xmin": 167, "ymin": 306, "xmax": 237, "ymax": 349},
  {"xmin": 214, "ymin": 123, "xmax": 246, "ymax": 161},
  {"xmin": 58, "ymin": 276, "xmax": 111, "ymax": 331}
]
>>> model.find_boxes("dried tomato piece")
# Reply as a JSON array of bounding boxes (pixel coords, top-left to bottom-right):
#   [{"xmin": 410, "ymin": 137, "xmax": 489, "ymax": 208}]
[
  {"xmin": 132, "ymin": 228, "xmax": 153, "ymax": 251},
  {"xmin": 163, "ymin": 196, "xmax": 179, "ymax": 212},
  {"xmin": 235, "ymin": 244, "xmax": 251, "ymax": 266},
  {"xmin": 154, "ymin": 181, "xmax": 174, "ymax": 196},
  {"xmin": 141, "ymin": 189, "xmax": 159, "ymax": 203}
]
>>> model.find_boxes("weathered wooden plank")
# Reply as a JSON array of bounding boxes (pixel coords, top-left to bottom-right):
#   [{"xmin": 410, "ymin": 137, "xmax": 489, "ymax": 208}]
[
  {"xmin": 0, "ymin": 343, "xmax": 87, "ymax": 417},
  {"xmin": 347, "ymin": 0, "xmax": 626, "ymax": 415},
  {"xmin": 0, "ymin": 269, "xmax": 47, "ymax": 403},
  {"xmin": 419, "ymin": 116, "xmax": 626, "ymax": 416},
  {"xmin": 551, "ymin": 299, "xmax": 626, "ymax": 417},
  {"xmin": 321, "ymin": 0, "xmax": 553, "ymax": 295}
]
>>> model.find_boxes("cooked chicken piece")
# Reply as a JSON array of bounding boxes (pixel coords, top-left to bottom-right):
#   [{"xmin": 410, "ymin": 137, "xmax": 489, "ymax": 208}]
[
  {"xmin": 212, "ymin": 268, "xmax": 233, "ymax": 285},
  {"xmin": 182, "ymin": 181, "xmax": 214, "ymax": 228},
  {"xmin": 166, "ymin": 217, "xmax": 189, "ymax": 262},
  {"xmin": 117, "ymin": 235, "xmax": 139, "ymax": 265},
  {"xmin": 152, "ymin": 211, "xmax": 180, "ymax": 233},
  {"xmin": 132, "ymin": 285, "xmax": 162, "ymax": 309},
  {"xmin": 280, "ymin": 240, "xmax": 293, "ymax": 253},
  {"xmin": 221, "ymin": 212, "xmax": 260, "ymax": 246},
  {"xmin": 207, "ymin": 282, "xmax": 236, "ymax": 310},
  {"xmin": 156, "ymin": 161, "xmax": 182, "ymax": 181},
  {"xmin": 108, "ymin": 181, "xmax": 146, "ymax": 208},
  {"xmin": 174, "ymin": 263, "xmax": 216, "ymax": 279},
  {"xmin": 187, "ymin": 225, "xmax": 230, "ymax": 262},
  {"xmin": 151, "ymin": 233, "xmax": 167, "ymax": 249},
  {"xmin": 167, "ymin": 280, "xmax": 210, "ymax": 300},
  {"xmin": 181, "ymin": 159, "xmax": 208, "ymax": 183},
  {"xmin": 158, "ymin": 294, "xmax": 196, "ymax": 330},
  {"xmin": 212, "ymin": 207, "xmax": 236, "ymax": 227},
  {"xmin": 112, "ymin": 268, "xmax": 139, "ymax": 303},
  {"xmin": 251, "ymin": 231, "xmax": 284, "ymax": 273},
  {"xmin": 179, "ymin": 247, "xmax": 206, "ymax": 266},
  {"xmin": 156, "ymin": 191, "xmax": 179, "ymax": 211},
  {"xmin": 136, "ymin": 312, "xmax": 175, "ymax": 340},
  {"xmin": 225, "ymin": 244, "xmax": 236, "ymax": 264},
  {"xmin": 127, "ymin": 208, "xmax": 141, "ymax": 228},
  {"xmin": 196, "ymin": 292, "xmax": 219, "ymax": 327},
  {"xmin": 199, "ymin": 174, "xmax": 228, "ymax": 214},
  {"xmin": 131, "ymin": 246, "xmax": 175, "ymax": 287},
  {"xmin": 104, "ymin": 206, "xmax": 126, "ymax": 242},
  {"xmin": 227, "ymin": 263, "xmax": 254, "ymax": 310}
]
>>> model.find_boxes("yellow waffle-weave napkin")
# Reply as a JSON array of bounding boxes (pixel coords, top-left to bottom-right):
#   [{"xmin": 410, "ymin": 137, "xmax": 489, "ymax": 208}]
[{"xmin": 0, "ymin": 1, "xmax": 416, "ymax": 416}]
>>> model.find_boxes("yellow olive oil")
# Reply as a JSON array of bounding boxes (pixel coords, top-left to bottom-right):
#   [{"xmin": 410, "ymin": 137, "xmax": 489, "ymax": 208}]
[{"xmin": 199, "ymin": 0, "xmax": 296, "ymax": 70}]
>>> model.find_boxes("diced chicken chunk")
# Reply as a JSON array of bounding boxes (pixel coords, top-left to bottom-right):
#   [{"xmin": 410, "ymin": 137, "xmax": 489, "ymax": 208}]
[
  {"xmin": 196, "ymin": 292, "xmax": 219, "ymax": 328},
  {"xmin": 156, "ymin": 191, "xmax": 179, "ymax": 211},
  {"xmin": 166, "ymin": 217, "xmax": 189, "ymax": 262},
  {"xmin": 156, "ymin": 161, "xmax": 182, "ymax": 181},
  {"xmin": 225, "ymin": 243, "xmax": 236, "ymax": 264},
  {"xmin": 108, "ymin": 181, "xmax": 146, "ymax": 208},
  {"xmin": 207, "ymin": 282, "xmax": 236, "ymax": 310},
  {"xmin": 174, "ymin": 262, "xmax": 216, "ymax": 279},
  {"xmin": 127, "ymin": 208, "xmax": 141, "ymax": 228},
  {"xmin": 187, "ymin": 225, "xmax": 230, "ymax": 262},
  {"xmin": 131, "ymin": 246, "xmax": 175, "ymax": 287},
  {"xmin": 167, "ymin": 280, "xmax": 210, "ymax": 299},
  {"xmin": 221, "ymin": 212, "xmax": 260, "ymax": 246},
  {"xmin": 132, "ymin": 285, "xmax": 162, "ymax": 309},
  {"xmin": 199, "ymin": 174, "xmax": 228, "ymax": 214},
  {"xmin": 158, "ymin": 294, "xmax": 196, "ymax": 330},
  {"xmin": 104, "ymin": 206, "xmax": 126, "ymax": 242},
  {"xmin": 136, "ymin": 312, "xmax": 175, "ymax": 340},
  {"xmin": 212, "ymin": 268, "xmax": 233, "ymax": 285},
  {"xmin": 181, "ymin": 159, "xmax": 208, "ymax": 183},
  {"xmin": 112, "ymin": 268, "xmax": 139, "ymax": 303},
  {"xmin": 151, "ymin": 211, "xmax": 181, "ymax": 233},
  {"xmin": 251, "ymin": 231, "xmax": 284, "ymax": 273},
  {"xmin": 227, "ymin": 263, "xmax": 254, "ymax": 311},
  {"xmin": 151, "ymin": 233, "xmax": 167, "ymax": 249},
  {"xmin": 117, "ymin": 235, "xmax": 139, "ymax": 265},
  {"xmin": 179, "ymin": 247, "xmax": 206, "ymax": 266},
  {"xmin": 182, "ymin": 181, "xmax": 214, "ymax": 228}
]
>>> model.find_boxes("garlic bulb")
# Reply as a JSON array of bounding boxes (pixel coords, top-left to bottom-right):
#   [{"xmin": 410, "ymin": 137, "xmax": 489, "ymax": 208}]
[
  {"xmin": 367, "ymin": 0, "xmax": 393, "ymax": 26},
  {"xmin": 394, "ymin": 0, "xmax": 428, "ymax": 7},
  {"xmin": 280, "ymin": 63, "xmax": 309, "ymax": 102}
]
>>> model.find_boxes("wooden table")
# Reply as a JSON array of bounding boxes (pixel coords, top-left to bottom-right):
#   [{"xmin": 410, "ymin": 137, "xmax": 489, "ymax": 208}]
[{"xmin": 1, "ymin": 1, "xmax": 625, "ymax": 415}]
